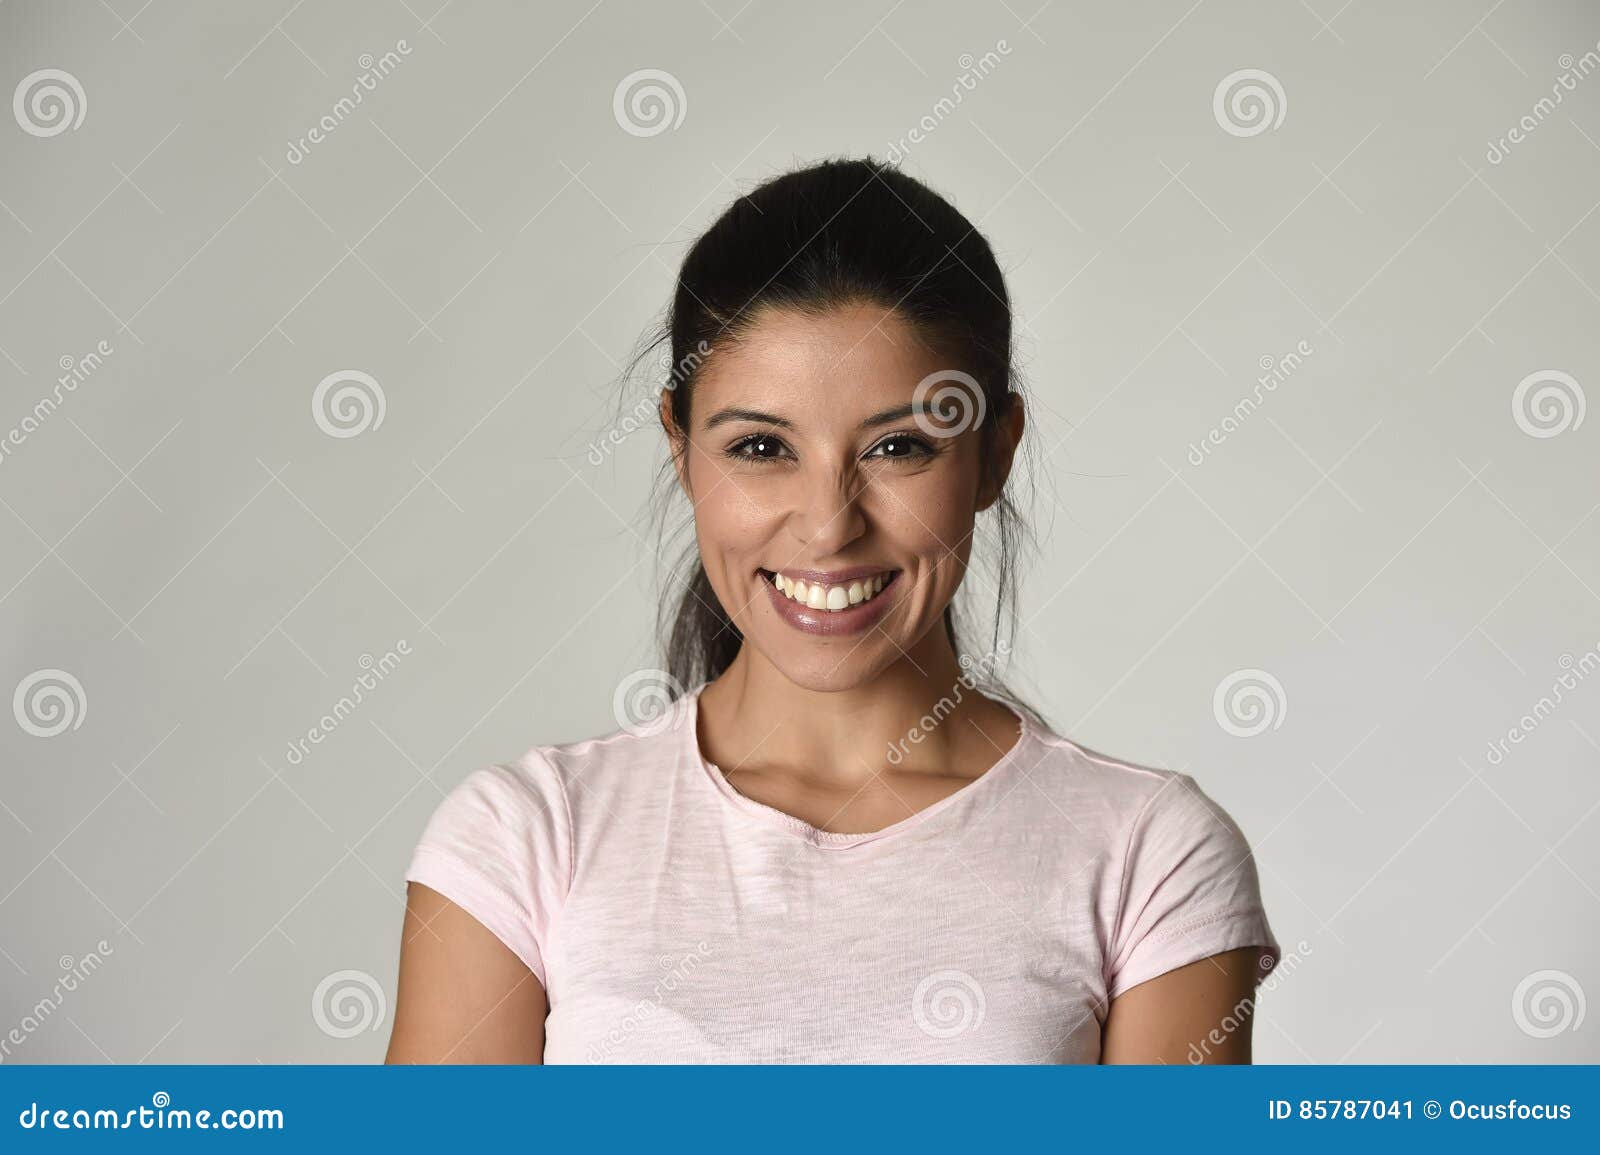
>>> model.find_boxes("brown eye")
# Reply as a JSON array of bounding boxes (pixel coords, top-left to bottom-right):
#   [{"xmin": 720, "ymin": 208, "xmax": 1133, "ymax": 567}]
[
  {"xmin": 867, "ymin": 433, "xmax": 935, "ymax": 461},
  {"xmin": 726, "ymin": 434, "xmax": 791, "ymax": 461}
]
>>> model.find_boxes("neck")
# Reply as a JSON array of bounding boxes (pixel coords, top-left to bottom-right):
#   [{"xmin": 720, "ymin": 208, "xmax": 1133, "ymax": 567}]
[{"xmin": 696, "ymin": 624, "xmax": 1017, "ymax": 786}]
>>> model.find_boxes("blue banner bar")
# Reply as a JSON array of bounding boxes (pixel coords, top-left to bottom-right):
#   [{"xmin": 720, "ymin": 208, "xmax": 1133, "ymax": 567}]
[{"xmin": 1, "ymin": 1065, "xmax": 1594, "ymax": 1151}]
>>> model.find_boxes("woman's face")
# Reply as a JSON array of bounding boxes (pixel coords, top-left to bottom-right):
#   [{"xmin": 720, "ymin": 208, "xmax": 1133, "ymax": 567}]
[{"xmin": 669, "ymin": 302, "xmax": 1017, "ymax": 693}]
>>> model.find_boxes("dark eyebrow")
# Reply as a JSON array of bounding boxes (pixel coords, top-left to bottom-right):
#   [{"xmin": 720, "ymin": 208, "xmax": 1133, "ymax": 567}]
[
  {"xmin": 702, "ymin": 402, "xmax": 928, "ymax": 432},
  {"xmin": 702, "ymin": 407, "xmax": 795, "ymax": 431}
]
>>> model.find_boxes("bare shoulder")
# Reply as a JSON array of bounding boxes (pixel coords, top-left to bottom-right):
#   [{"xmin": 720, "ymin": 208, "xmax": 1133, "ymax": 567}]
[
  {"xmin": 384, "ymin": 882, "xmax": 548, "ymax": 1064},
  {"xmin": 1101, "ymin": 946, "xmax": 1262, "ymax": 1064}
]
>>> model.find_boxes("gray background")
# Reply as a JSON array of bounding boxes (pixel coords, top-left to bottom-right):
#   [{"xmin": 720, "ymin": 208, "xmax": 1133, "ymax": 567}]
[{"xmin": 2, "ymin": 0, "xmax": 1597, "ymax": 1063}]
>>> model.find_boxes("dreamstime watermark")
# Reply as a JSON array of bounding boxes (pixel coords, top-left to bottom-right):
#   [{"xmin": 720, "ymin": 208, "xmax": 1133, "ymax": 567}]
[
  {"xmin": 12, "ymin": 669, "xmax": 86, "ymax": 738},
  {"xmin": 1213, "ymin": 668, "xmax": 1287, "ymax": 737},
  {"xmin": 912, "ymin": 969, "xmax": 986, "ymax": 1039},
  {"xmin": 1213, "ymin": 69, "xmax": 1287, "ymax": 137},
  {"xmin": 1486, "ymin": 44, "xmax": 1600, "ymax": 165},
  {"xmin": 0, "ymin": 940, "xmax": 114, "ymax": 1062},
  {"xmin": 312, "ymin": 369, "xmax": 386, "ymax": 438},
  {"xmin": 612, "ymin": 668, "xmax": 683, "ymax": 738},
  {"xmin": 1, "ymin": 339, "xmax": 113, "ymax": 468},
  {"xmin": 586, "ymin": 942, "xmax": 714, "ymax": 1061},
  {"xmin": 587, "ymin": 339, "xmax": 710, "ymax": 466},
  {"xmin": 911, "ymin": 369, "xmax": 987, "ymax": 439},
  {"xmin": 1186, "ymin": 938, "xmax": 1311, "ymax": 1063},
  {"xmin": 283, "ymin": 641, "xmax": 411, "ymax": 766},
  {"xmin": 1511, "ymin": 369, "xmax": 1585, "ymax": 438},
  {"xmin": 657, "ymin": 338, "xmax": 711, "ymax": 397},
  {"xmin": 884, "ymin": 40, "xmax": 1012, "ymax": 163},
  {"xmin": 886, "ymin": 640, "xmax": 1013, "ymax": 765},
  {"xmin": 13, "ymin": 68, "xmax": 86, "ymax": 137},
  {"xmin": 612, "ymin": 69, "xmax": 687, "ymax": 137},
  {"xmin": 1483, "ymin": 643, "xmax": 1599, "ymax": 766},
  {"xmin": 311, "ymin": 969, "xmax": 387, "ymax": 1039},
  {"xmin": 1511, "ymin": 969, "xmax": 1585, "ymax": 1039},
  {"xmin": 285, "ymin": 41, "xmax": 413, "ymax": 164},
  {"xmin": 17, "ymin": 1093, "xmax": 283, "ymax": 1132},
  {"xmin": 1186, "ymin": 339, "xmax": 1313, "ymax": 466}
]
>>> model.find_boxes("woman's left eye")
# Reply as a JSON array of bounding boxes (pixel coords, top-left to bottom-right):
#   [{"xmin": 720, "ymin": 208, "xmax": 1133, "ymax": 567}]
[{"xmin": 866, "ymin": 433, "xmax": 936, "ymax": 461}]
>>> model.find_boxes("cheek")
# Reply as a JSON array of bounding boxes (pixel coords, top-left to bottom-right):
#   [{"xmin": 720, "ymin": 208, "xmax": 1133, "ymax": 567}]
[
  {"xmin": 874, "ymin": 485, "xmax": 973, "ymax": 576},
  {"xmin": 862, "ymin": 475, "xmax": 974, "ymax": 635},
  {"xmin": 874, "ymin": 454, "xmax": 981, "ymax": 563},
  {"xmin": 687, "ymin": 447, "xmax": 778, "ymax": 555}
]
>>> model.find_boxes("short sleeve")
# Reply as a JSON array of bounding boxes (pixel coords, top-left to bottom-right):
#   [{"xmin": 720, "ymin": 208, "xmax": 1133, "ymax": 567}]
[
  {"xmin": 1105, "ymin": 772, "xmax": 1280, "ymax": 1000},
  {"xmin": 404, "ymin": 753, "xmax": 573, "ymax": 989}
]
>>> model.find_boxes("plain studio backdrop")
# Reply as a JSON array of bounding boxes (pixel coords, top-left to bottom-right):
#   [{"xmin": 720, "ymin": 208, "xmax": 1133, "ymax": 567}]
[{"xmin": 2, "ymin": 0, "xmax": 1597, "ymax": 1064}]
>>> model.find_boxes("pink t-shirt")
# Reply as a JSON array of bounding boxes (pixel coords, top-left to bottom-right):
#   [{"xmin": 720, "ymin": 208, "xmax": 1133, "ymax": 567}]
[{"xmin": 405, "ymin": 682, "xmax": 1280, "ymax": 1063}]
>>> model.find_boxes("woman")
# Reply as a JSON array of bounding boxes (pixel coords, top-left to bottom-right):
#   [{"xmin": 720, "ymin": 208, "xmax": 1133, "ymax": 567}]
[{"xmin": 386, "ymin": 158, "xmax": 1280, "ymax": 1064}]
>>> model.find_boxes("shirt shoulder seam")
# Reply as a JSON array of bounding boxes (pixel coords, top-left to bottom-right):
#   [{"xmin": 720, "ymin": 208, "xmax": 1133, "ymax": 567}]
[
  {"xmin": 515, "ymin": 745, "xmax": 577, "ymax": 959},
  {"xmin": 1106, "ymin": 771, "xmax": 1193, "ymax": 989}
]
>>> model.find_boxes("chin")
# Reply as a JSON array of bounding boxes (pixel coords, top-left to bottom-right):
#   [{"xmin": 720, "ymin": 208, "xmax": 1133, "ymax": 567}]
[{"xmin": 751, "ymin": 644, "xmax": 898, "ymax": 695}]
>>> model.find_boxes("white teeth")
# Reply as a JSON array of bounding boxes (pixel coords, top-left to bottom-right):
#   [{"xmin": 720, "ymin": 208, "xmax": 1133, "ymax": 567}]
[{"xmin": 767, "ymin": 570, "xmax": 895, "ymax": 613}]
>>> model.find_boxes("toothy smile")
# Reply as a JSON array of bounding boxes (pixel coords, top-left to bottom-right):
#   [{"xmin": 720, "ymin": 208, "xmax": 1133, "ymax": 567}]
[{"xmin": 759, "ymin": 568, "xmax": 899, "ymax": 613}]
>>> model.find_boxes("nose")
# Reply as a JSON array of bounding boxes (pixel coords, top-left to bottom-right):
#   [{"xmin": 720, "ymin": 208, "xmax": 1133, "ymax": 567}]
[{"xmin": 787, "ymin": 459, "xmax": 868, "ymax": 558}]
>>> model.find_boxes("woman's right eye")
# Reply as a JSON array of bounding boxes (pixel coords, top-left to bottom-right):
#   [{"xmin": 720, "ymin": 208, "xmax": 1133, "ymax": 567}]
[{"xmin": 725, "ymin": 433, "xmax": 791, "ymax": 461}]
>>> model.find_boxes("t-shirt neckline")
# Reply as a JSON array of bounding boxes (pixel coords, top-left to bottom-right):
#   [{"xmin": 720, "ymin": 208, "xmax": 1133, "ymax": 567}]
[{"xmin": 679, "ymin": 680, "xmax": 1035, "ymax": 850}]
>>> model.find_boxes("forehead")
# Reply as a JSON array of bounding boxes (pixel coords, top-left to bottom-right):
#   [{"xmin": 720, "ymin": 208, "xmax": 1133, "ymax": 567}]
[{"xmin": 691, "ymin": 303, "xmax": 946, "ymax": 419}]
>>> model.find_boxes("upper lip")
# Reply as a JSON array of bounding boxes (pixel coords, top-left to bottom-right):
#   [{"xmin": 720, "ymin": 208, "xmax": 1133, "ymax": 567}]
[{"xmin": 759, "ymin": 565, "xmax": 898, "ymax": 586}]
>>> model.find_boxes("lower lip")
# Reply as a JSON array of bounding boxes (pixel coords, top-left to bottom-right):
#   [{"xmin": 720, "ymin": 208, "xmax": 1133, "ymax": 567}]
[{"xmin": 761, "ymin": 570, "xmax": 900, "ymax": 637}]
